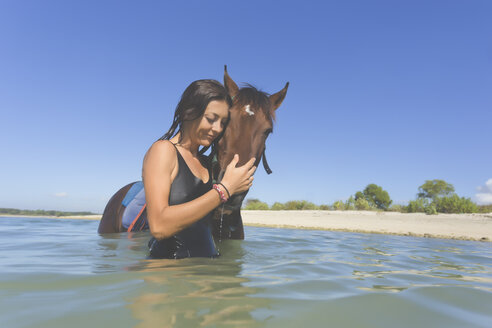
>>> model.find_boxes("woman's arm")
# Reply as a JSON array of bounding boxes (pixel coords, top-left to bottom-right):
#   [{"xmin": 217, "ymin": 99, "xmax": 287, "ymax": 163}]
[{"xmin": 143, "ymin": 140, "xmax": 255, "ymax": 240}]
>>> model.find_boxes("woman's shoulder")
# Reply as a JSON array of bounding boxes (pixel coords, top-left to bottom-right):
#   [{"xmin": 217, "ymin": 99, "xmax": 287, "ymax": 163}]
[
  {"xmin": 150, "ymin": 139, "xmax": 177, "ymax": 152},
  {"xmin": 143, "ymin": 140, "xmax": 178, "ymax": 169}
]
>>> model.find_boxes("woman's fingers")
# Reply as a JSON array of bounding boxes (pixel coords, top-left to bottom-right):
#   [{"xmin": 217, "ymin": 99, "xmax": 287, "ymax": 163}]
[
  {"xmin": 229, "ymin": 155, "xmax": 255, "ymax": 170},
  {"xmin": 248, "ymin": 165, "xmax": 257, "ymax": 177},
  {"xmin": 242, "ymin": 157, "xmax": 256, "ymax": 183},
  {"xmin": 223, "ymin": 155, "xmax": 258, "ymax": 194},
  {"xmin": 228, "ymin": 154, "xmax": 239, "ymax": 168},
  {"xmin": 245, "ymin": 157, "xmax": 256, "ymax": 169}
]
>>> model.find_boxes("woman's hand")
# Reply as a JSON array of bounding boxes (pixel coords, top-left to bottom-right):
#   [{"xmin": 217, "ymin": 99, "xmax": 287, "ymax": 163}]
[{"xmin": 220, "ymin": 154, "xmax": 256, "ymax": 195}]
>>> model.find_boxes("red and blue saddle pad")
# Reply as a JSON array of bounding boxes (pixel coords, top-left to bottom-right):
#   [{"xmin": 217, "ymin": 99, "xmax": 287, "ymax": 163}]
[{"xmin": 121, "ymin": 181, "xmax": 149, "ymax": 232}]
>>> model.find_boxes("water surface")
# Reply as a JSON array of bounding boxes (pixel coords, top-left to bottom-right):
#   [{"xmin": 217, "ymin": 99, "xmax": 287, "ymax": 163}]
[{"xmin": 0, "ymin": 217, "xmax": 491, "ymax": 327}]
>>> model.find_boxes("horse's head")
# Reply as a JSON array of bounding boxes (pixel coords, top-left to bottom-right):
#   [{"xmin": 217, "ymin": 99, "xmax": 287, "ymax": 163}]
[{"xmin": 216, "ymin": 66, "xmax": 288, "ymax": 211}]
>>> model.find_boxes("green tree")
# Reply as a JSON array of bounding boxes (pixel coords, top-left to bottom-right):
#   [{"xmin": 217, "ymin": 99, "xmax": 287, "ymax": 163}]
[
  {"xmin": 345, "ymin": 196, "xmax": 355, "ymax": 210},
  {"xmin": 405, "ymin": 199, "xmax": 428, "ymax": 213},
  {"xmin": 302, "ymin": 201, "xmax": 319, "ymax": 210},
  {"xmin": 424, "ymin": 204, "xmax": 437, "ymax": 215},
  {"xmin": 433, "ymin": 195, "xmax": 478, "ymax": 213},
  {"xmin": 271, "ymin": 202, "xmax": 285, "ymax": 210},
  {"xmin": 354, "ymin": 191, "xmax": 364, "ymax": 201},
  {"xmin": 332, "ymin": 200, "xmax": 345, "ymax": 210},
  {"xmin": 417, "ymin": 179, "xmax": 455, "ymax": 200},
  {"xmin": 243, "ymin": 199, "xmax": 269, "ymax": 210},
  {"xmin": 1, "ymin": 208, "xmax": 97, "ymax": 216},
  {"xmin": 362, "ymin": 184, "xmax": 392, "ymax": 210},
  {"xmin": 387, "ymin": 204, "xmax": 403, "ymax": 212},
  {"xmin": 284, "ymin": 200, "xmax": 318, "ymax": 210},
  {"xmin": 478, "ymin": 204, "xmax": 492, "ymax": 213},
  {"xmin": 355, "ymin": 197, "xmax": 371, "ymax": 210}
]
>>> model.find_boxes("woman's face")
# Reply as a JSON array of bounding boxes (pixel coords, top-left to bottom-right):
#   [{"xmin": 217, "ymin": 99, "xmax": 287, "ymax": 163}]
[{"xmin": 192, "ymin": 100, "xmax": 229, "ymax": 147}]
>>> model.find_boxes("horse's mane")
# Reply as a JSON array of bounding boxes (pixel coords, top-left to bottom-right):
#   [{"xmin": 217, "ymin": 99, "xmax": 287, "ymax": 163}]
[{"xmin": 235, "ymin": 84, "xmax": 275, "ymax": 124}]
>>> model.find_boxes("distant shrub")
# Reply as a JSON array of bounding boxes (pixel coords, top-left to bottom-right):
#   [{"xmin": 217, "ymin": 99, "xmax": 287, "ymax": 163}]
[
  {"xmin": 387, "ymin": 204, "xmax": 403, "ymax": 212},
  {"xmin": 424, "ymin": 204, "xmax": 437, "ymax": 215},
  {"xmin": 283, "ymin": 201, "xmax": 299, "ymax": 210},
  {"xmin": 0, "ymin": 208, "xmax": 21, "ymax": 215},
  {"xmin": 406, "ymin": 199, "xmax": 427, "ymax": 213},
  {"xmin": 433, "ymin": 195, "xmax": 478, "ymax": 213},
  {"xmin": 319, "ymin": 204, "xmax": 331, "ymax": 210},
  {"xmin": 405, "ymin": 193, "xmax": 479, "ymax": 214},
  {"xmin": 345, "ymin": 196, "xmax": 355, "ymax": 210},
  {"xmin": 355, "ymin": 198, "xmax": 371, "ymax": 210},
  {"xmin": 271, "ymin": 202, "xmax": 285, "ymax": 210},
  {"xmin": 243, "ymin": 199, "xmax": 269, "ymax": 210},
  {"xmin": 284, "ymin": 200, "xmax": 319, "ymax": 210},
  {"xmin": 0, "ymin": 208, "xmax": 95, "ymax": 216},
  {"xmin": 478, "ymin": 204, "xmax": 492, "ymax": 213},
  {"xmin": 332, "ymin": 200, "xmax": 345, "ymax": 211},
  {"xmin": 303, "ymin": 202, "xmax": 319, "ymax": 210}
]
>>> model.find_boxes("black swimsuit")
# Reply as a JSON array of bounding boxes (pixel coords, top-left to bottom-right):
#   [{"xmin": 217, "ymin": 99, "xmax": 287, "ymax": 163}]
[{"xmin": 147, "ymin": 144, "xmax": 218, "ymax": 259}]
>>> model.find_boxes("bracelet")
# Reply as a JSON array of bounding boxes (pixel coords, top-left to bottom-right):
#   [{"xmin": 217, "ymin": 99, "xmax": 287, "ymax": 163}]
[
  {"xmin": 213, "ymin": 184, "xmax": 228, "ymax": 203},
  {"xmin": 218, "ymin": 183, "xmax": 231, "ymax": 198}
]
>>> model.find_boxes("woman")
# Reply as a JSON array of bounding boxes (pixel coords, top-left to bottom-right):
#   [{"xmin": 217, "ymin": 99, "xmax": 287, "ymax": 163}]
[{"xmin": 143, "ymin": 79, "xmax": 256, "ymax": 259}]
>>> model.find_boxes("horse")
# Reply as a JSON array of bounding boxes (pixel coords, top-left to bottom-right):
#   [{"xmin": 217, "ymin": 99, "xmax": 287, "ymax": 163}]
[
  {"xmin": 210, "ymin": 67, "xmax": 288, "ymax": 239},
  {"xmin": 97, "ymin": 66, "xmax": 288, "ymax": 239}
]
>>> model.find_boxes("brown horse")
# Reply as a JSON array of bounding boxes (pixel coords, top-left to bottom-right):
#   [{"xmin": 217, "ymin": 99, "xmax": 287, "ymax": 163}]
[
  {"xmin": 210, "ymin": 67, "xmax": 288, "ymax": 239},
  {"xmin": 98, "ymin": 66, "xmax": 288, "ymax": 237}
]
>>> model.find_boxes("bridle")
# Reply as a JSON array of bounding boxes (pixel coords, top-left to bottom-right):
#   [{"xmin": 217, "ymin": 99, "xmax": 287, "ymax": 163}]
[{"xmin": 261, "ymin": 147, "xmax": 272, "ymax": 175}]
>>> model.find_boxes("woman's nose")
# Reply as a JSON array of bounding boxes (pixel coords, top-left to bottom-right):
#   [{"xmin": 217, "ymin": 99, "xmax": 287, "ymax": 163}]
[{"xmin": 212, "ymin": 122, "xmax": 222, "ymax": 133}]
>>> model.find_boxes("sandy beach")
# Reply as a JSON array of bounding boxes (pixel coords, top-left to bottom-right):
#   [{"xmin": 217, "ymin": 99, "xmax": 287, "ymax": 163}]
[
  {"xmin": 241, "ymin": 210, "xmax": 492, "ymax": 242},
  {"xmin": 2, "ymin": 211, "xmax": 491, "ymax": 241}
]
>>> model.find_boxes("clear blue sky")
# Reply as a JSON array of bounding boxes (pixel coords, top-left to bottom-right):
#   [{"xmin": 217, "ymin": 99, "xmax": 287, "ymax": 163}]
[{"xmin": 1, "ymin": 0, "xmax": 491, "ymax": 212}]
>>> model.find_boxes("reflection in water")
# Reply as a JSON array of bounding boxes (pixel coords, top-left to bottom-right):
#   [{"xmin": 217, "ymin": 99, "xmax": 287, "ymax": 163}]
[
  {"xmin": 126, "ymin": 240, "xmax": 269, "ymax": 327},
  {"xmin": 1, "ymin": 218, "xmax": 491, "ymax": 328}
]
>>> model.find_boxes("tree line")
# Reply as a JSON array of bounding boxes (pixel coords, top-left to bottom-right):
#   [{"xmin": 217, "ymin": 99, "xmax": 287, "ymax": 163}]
[
  {"xmin": 243, "ymin": 179, "xmax": 492, "ymax": 214},
  {"xmin": 0, "ymin": 208, "xmax": 97, "ymax": 217}
]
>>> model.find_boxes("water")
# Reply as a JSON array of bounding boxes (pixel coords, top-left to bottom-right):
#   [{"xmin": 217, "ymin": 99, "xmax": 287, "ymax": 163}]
[{"xmin": 1, "ymin": 217, "xmax": 491, "ymax": 328}]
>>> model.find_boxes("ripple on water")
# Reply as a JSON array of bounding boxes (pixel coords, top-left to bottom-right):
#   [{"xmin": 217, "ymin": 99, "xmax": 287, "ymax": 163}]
[{"xmin": 0, "ymin": 217, "xmax": 491, "ymax": 328}]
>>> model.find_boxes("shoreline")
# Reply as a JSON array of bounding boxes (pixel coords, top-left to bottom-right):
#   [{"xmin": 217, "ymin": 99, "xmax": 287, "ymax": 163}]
[
  {"xmin": 0, "ymin": 214, "xmax": 102, "ymax": 220},
  {"xmin": 241, "ymin": 211, "xmax": 492, "ymax": 242},
  {"xmin": 2, "ymin": 211, "xmax": 491, "ymax": 242}
]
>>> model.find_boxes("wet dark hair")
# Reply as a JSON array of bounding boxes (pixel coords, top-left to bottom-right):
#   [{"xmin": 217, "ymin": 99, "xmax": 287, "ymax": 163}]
[{"xmin": 159, "ymin": 79, "xmax": 232, "ymax": 153}]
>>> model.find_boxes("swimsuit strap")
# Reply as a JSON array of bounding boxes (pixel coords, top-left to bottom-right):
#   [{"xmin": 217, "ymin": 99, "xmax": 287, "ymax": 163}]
[
  {"xmin": 170, "ymin": 142, "xmax": 187, "ymax": 169},
  {"xmin": 170, "ymin": 141, "xmax": 179, "ymax": 152}
]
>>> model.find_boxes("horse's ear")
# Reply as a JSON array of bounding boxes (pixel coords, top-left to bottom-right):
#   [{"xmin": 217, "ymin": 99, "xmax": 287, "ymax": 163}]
[
  {"xmin": 269, "ymin": 82, "xmax": 289, "ymax": 111},
  {"xmin": 224, "ymin": 65, "xmax": 239, "ymax": 99}
]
